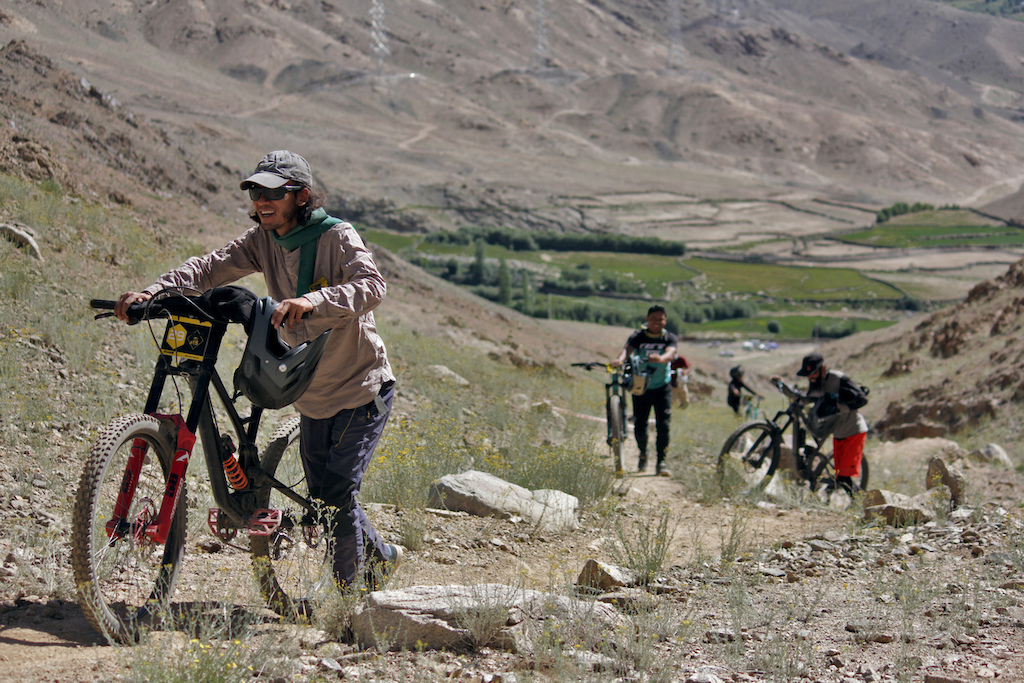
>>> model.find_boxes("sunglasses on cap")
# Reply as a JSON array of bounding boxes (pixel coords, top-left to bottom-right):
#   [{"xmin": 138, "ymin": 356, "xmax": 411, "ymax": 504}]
[{"xmin": 248, "ymin": 185, "xmax": 303, "ymax": 202}]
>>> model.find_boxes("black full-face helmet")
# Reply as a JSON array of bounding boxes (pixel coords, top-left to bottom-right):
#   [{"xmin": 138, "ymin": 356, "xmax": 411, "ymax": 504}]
[
  {"xmin": 233, "ymin": 297, "xmax": 332, "ymax": 409},
  {"xmin": 729, "ymin": 365, "xmax": 744, "ymax": 380}
]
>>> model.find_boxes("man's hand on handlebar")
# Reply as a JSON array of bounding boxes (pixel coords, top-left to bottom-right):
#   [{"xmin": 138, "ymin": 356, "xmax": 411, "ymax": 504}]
[{"xmin": 114, "ymin": 291, "xmax": 152, "ymax": 322}]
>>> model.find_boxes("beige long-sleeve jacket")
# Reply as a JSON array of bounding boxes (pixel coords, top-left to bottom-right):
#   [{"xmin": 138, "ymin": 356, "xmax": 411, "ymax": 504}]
[{"xmin": 143, "ymin": 221, "xmax": 394, "ymax": 419}]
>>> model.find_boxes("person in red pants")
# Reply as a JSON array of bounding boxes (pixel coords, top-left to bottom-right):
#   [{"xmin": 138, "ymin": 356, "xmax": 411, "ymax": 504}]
[{"xmin": 772, "ymin": 352, "xmax": 869, "ymax": 493}]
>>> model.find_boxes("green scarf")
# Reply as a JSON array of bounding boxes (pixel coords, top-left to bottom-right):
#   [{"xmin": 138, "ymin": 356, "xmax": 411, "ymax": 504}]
[{"xmin": 272, "ymin": 208, "xmax": 341, "ymax": 296}]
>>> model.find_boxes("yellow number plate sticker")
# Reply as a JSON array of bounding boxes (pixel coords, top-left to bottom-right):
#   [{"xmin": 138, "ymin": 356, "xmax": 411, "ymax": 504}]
[{"xmin": 160, "ymin": 315, "xmax": 212, "ymax": 362}]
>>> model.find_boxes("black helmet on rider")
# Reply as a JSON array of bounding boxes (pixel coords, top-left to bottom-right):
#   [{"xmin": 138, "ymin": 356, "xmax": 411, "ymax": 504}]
[
  {"xmin": 233, "ymin": 297, "xmax": 332, "ymax": 409},
  {"xmin": 729, "ymin": 365, "xmax": 744, "ymax": 380}
]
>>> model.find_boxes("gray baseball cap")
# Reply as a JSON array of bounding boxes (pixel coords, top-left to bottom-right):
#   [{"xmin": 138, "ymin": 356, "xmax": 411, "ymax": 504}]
[{"xmin": 240, "ymin": 150, "xmax": 313, "ymax": 190}]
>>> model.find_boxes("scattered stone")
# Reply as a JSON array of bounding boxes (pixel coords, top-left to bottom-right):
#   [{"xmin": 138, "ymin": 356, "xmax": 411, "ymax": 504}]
[
  {"xmin": 704, "ymin": 629, "xmax": 736, "ymax": 643},
  {"xmin": 319, "ymin": 657, "xmax": 342, "ymax": 672},
  {"xmin": 596, "ymin": 588, "xmax": 659, "ymax": 613},
  {"xmin": 969, "ymin": 443, "xmax": 1014, "ymax": 469},
  {"xmin": 196, "ymin": 539, "xmax": 223, "ymax": 553},
  {"xmin": 926, "ymin": 458, "xmax": 967, "ymax": 507},
  {"xmin": 0, "ymin": 222, "xmax": 43, "ymax": 260},
  {"xmin": 424, "ymin": 365, "xmax": 470, "ymax": 387},
  {"xmin": 686, "ymin": 670, "xmax": 725, "ymax": 683},
  {"xmin": 863, "ymin": 486, "xmax": 953, "ymax": 526},
  {"xmin": 577, "ymin": 559, "xmax": 640, "ymax": 591}
]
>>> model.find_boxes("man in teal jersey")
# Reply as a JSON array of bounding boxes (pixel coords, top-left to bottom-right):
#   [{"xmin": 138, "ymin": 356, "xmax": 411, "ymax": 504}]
[{"xmin": 615, "ymin": 305, "xmax": 678, "ymax": 476}]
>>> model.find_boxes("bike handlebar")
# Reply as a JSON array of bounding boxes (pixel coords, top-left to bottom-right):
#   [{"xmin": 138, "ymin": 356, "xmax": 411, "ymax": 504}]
[
  {"xmin": 771, "ymin": 377, "xmax": 812, "ymax": 406},
  {"xmin": 571, "ymin": 361, "xmax": 612, "ymax": 371},
  {"xmin": 91, "ymin": 293, "xmax": 231, "ymax": 326}
]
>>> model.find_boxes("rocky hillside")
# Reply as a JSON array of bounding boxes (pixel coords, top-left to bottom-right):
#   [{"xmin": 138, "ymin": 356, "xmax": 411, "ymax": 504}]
[{"xmin": 818, "ymin": 254, "xmax": 1024, "ymax": 447}]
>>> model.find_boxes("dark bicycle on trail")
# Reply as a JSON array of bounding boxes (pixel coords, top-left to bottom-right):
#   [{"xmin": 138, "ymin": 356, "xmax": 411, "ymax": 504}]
[
  {"xmin": 718, "ymin": 378, "xmax": 869, "ymax": 502},
  {"xmin": 72, "ymin": 286, "xmax": 336, "ymax": 644},
  {"xmin": 571, "ymin": 357, "xmax": 643, "ymax": 478}
]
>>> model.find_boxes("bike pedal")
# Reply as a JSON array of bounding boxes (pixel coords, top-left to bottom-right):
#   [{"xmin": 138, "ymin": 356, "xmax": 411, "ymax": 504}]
[
  {"xmin": 207, "ymin": 508, "xmax": 238, "ymax": 542},
  {"xmin": 248, "ymin": 509, "xmax": 283, "ymax": 536}
]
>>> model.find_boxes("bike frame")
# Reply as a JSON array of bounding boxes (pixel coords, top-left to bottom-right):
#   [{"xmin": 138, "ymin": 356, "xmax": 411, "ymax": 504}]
[
  {"xmin": 765, "ymin": 389, "xmax": 834, "ymax": 479},
  {"xmin": 97, "ymin": 296, "xmax": 314, "ymax": 548},
  {"xmin": 571, "ymin": 360, "xmax": 634, "ymax": 476}
]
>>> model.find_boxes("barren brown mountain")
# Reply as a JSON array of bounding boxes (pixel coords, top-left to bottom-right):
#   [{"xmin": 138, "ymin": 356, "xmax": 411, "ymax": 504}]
[{"xmin": 2, "ymin": 2, "xmax": 1024, "ymax": 682}]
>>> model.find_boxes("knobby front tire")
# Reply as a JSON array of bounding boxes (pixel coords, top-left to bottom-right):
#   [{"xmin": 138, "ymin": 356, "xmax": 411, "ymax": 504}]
[
  {"xmin": 718, "ymin": 421, "xmax": 780, "ymax": 497},
  {"xmin": 607, "ymin": 394, "xmax": 626, "ymax": 477},
  {"xmin": 250, "ymin": 416, "xmax": 330, "ymax": 617},
  {"xmin": 71, "ymin": 415, "xmax": 186, "ymax": 644}
]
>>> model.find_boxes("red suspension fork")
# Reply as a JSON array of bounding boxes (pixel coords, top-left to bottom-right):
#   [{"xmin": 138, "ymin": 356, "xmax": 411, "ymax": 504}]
[
  {"xmin": 106, "ymin": 437, "xmax": 150, "ymax": 538},
  {"xmin": 144, "ymin": 414, "xmax": 196, "ymax": 545}
]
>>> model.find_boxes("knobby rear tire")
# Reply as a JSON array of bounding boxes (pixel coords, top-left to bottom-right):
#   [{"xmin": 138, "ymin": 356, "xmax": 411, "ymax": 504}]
[
  {"xmin": 71, "ymin": 415, "xmax": 186, "ymax": 644},
  {"xmin": 250, "ymin": 415, "xmax": 329, "ymax": 618},
  {"xmin": 718, "ymin": 421, "xmax": 780, "ymax": 497},
  {"xmin": 607, "ymin": 394, "xmax": 626, "ymax": 477}
]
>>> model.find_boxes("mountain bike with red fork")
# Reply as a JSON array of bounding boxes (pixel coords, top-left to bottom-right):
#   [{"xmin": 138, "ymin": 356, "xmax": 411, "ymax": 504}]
[{"xmin": 72, "ymin": 288, "xmax": 324, "ymax": 644}]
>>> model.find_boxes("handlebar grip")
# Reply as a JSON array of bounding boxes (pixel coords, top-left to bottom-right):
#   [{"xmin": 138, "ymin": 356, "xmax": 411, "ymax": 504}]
[{"xmin": 90, "ymin": 298, "xmax": 153, "ymax": 324}]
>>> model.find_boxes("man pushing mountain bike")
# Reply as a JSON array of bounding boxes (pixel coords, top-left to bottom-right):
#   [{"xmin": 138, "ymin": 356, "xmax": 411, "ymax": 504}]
[
  {"xmin": 614, "ymin": 304, "xmax": 678, "ymax": 477},
  {"xmin": 771, "ymin": 352, "xmax": 869, "ymax": 494},
  {"xmin": 115, "ymin": 150, "xmax": 401, "ymax": 597}
]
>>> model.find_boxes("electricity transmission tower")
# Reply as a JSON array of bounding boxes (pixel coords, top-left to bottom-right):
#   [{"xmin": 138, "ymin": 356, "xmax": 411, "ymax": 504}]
[
  {"xmin": 533, "ymin": 0, "xmax": 551, "ymax": 69},
  {"xmin": 667, "ymin": 0, "xmax": 685, "ymax": 70},
  {"xmin": 369, "ymin": 0, "xmax": 391, "ymax": 76}
]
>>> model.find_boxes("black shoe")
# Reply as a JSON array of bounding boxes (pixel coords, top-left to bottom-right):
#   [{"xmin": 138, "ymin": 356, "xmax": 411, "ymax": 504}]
[
  {"xmin": 637, "ymin": 455, "xmax": 647, "ymax": 472},
  {"xmin": 836, "ymin": 476, "xmax": 860, "ymax": 495}
]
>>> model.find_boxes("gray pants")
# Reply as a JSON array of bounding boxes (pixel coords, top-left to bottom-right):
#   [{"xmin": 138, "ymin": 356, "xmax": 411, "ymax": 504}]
[{"xmin": 299, "ymin": 381, "xmax": 394, "ymax": 586}]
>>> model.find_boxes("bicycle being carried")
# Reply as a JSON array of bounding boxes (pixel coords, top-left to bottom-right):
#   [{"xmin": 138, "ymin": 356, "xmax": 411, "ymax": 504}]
[
  {"xmin": 73, "ymin": 287, "xmax": 339, "ymax": 644},
  {"xmin": 717, "ymin": 378, "xmax": 869, "ymax": 503},
  {"xmin": 571, "ymin": 356, "xmax": 641, "ymax": 477}
]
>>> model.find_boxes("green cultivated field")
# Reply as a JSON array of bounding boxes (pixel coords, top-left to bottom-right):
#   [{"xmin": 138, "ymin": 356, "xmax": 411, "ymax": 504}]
[
  {"xmin": 358, "ymin": 208, "xmax": 1014, "ymax": 339},
  {"xmin": 685, "ymin": 257, "xmax": 904, "ymax": 301},
  {"xmin": 691, "ymin": 314, "xmax": 893, "ymax": 338},
  {"xmin": 840, "ymin": 209, "xmax": 1024, "ymax": 249}
]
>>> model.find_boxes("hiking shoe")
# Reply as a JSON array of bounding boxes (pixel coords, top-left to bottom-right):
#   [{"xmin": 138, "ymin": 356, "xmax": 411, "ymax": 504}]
[
  {"xmin": 366, "ymin": 543, "xmax": 404, "ymax": 592},
  {"xmin": 386, "ymin": 543, "xmax": 404, "ymax": 572},
  {"xmin": 655, "ymin": 461, "xmax": 672, "ymax": 478},
  {"xmin": 637, "ymin": 455, "xmax": 647, "ymax": 472}
]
